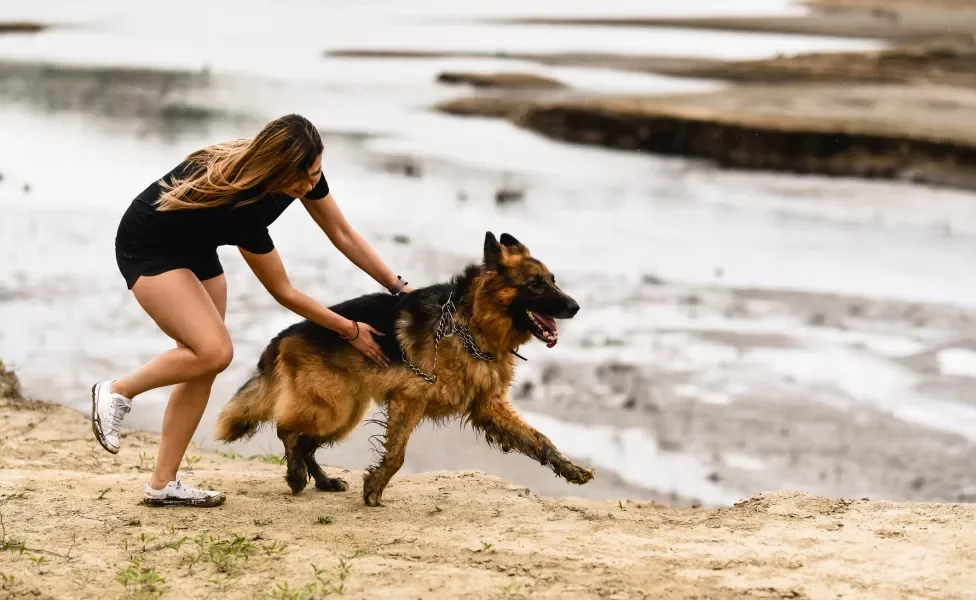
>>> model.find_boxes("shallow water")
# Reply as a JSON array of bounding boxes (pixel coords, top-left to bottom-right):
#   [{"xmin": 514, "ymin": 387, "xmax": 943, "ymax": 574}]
[{"xmin": 1, "ymin": 0, "xmax": 975, "ymax": 506}]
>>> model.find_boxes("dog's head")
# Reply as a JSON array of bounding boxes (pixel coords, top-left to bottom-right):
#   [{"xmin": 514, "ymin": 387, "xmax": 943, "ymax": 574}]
[{"xmin": 479, "ymin": 231, "xmax": 579, "ymax": 348}]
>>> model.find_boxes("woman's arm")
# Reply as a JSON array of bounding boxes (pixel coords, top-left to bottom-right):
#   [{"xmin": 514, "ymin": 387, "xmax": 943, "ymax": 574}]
[
  {"xmin": 300, "ymin": 193, "xmax": 413, "ymax": 294},
  {"xmin": 237, "ymin": 247, "xmax": 391, "ymax": 368}
]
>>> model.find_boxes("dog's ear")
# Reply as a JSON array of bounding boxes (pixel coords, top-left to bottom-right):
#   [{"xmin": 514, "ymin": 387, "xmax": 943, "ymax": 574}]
[
  {"xmin": 499, "ymin": 233, "xmax": 528, "ymax": 256},
  {"xmin": 484, "ymin": 231, "xmax": 502, "ymax": 271}
]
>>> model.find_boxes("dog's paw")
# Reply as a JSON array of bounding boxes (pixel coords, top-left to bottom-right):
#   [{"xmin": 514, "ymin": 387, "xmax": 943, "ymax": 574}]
[
  {"xmin": 362, "ymin": 474, "xmax": 385, "ymax": 506},
  {"xmin": 286, "ymin": 473, "xmax": 309, "ymax": 496},
  {"xmin": 363, "ymin": 487, "xmax": 384, "ymax": 507},
  {"xmin": 315, "ymin": 477, "xmax": 348, "ymax": 492},
  {"xmin": 564, "ymin": 464, "xmax": 595, "ymax": 485}
]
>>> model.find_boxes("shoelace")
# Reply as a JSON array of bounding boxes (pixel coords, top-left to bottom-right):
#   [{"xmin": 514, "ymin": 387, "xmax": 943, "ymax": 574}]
[
  {"xmin": 110, "ymin": 397, "xmax": 131, "ymax": 432},
  {"xmin": 171, "ymin": 474, "xmax": 217, "ymax": 498}
]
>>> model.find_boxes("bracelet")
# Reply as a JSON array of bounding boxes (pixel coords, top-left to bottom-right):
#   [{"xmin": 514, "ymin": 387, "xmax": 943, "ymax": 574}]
[
  {"xmin": 340, "ymin": 320, "xmax": 360, "ymax": 341},
  {"xmin": 389, "ymin": 275, "xmax": 408, "ymax": 296}
]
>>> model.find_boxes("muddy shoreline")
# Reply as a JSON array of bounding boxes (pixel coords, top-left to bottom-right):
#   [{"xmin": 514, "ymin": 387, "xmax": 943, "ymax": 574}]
[
  {"xmin": 671, "ymin": 43, "xmax": 976, "ymax": 87},
  {"xmin": 344, "ymin": 47, "xmax": 976, "ymax": 189},
  {"xmin": 478, "ymin": 0, "xmax": 976, "ymax": 44},
  {"xmin": 328, "ymin": 0, "xmax": 976, "ymax": 189},
  {"xmin": 0, "ymin": 22, "xmax": 46, "ymax": 34},
  {"xmin": 436, "ymin": 71, "xmax": 566, "ymax": 90},
  {"xmin": 434, "ymin": 82, "xmax": 976, "ymax": 190},
  {"xmin": 334, "ymin": 43, "xmax": 976, "ymax": 87},
  {"xmin": 512, "ymin": 88, "xmax": 976, "ymax": 190},
  {"xmin": 481, "ymin": 11, "xmax": 976, "ymax": 46}
]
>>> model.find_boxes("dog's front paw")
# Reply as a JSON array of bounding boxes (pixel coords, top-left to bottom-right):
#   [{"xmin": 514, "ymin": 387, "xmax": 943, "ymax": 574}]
[
  {"xmin": 562, "ymin": 463, "xmax": 594, "ymax": 485},
  {"xmin": 362, "ymin": 478, "xmax": 385, "ymax": 507},
  {"xmin": 286, "ymin": 465, "xmax": 309, "ymax": 496},
  {"xmin": 363, "ymin": 487, "xmax": 384, "ymax": 507}
]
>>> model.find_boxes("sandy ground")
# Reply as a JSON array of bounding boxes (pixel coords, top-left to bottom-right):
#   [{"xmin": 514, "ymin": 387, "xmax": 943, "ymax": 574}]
[{"xmin": 2, "ymin": 369, "xmax": 976, "ymax": 600}]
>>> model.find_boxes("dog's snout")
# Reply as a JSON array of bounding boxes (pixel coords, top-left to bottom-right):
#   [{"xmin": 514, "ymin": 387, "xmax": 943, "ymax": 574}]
[{"xmin": 566, "ymin": 297, "xmax": 580, "ymax": 318}]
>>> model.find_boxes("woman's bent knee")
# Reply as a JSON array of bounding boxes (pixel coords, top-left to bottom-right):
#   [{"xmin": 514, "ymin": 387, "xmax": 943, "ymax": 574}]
[{"xmin": 197, "ymin": 341, "xmax": 234, "ymax": 375}]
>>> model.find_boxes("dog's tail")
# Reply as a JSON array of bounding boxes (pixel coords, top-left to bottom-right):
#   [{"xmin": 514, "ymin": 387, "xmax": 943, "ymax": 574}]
[{"xmin": 215, "ymin": 344, "xmax": 280, "ymax": 442}]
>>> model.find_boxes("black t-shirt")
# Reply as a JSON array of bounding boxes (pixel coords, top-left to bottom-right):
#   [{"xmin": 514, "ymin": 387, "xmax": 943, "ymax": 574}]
[{"xmin": 115, "ymin": 160, "xmax": 330, "ymax": 257}]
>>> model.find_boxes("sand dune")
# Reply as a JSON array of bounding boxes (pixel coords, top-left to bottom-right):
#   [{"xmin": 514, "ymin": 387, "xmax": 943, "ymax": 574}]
[{"xmin": 1, "ymin": 366, "xmax": 974, "ymax": 599}]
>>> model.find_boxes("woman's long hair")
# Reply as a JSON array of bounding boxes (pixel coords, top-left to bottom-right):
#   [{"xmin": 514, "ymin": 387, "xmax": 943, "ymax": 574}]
[{"xmin": 155, "ymin": 113, "xmax": 324, "ymax": 211}]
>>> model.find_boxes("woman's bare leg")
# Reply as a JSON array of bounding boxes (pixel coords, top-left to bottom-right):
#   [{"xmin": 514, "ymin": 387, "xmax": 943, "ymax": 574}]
[
  {"xmin": 92, "ymin": 268, "xmax": 233, "ymax": 456},
  {"xmin": 149, "ymin": 274, "xmax": 228, "ymax": 489},
  {"xmin": 92, "ymin": 269, "xmax": 232, "ymax": 505},
  {"xmin": 111, "ymin": 271, "xmax": 232, "ymax": 400}
]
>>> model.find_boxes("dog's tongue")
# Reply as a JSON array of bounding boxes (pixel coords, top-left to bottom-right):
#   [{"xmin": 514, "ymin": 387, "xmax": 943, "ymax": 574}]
[
  {"xmin": 536, "ymin": 313, "xmax": 557, "ymax": 333},
  {"xmin": 536, "ymin": 313, "xmax": 558, "ymax": 348}
]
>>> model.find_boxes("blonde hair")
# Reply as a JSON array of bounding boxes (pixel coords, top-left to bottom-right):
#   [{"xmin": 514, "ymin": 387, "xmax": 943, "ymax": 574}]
[{"xmin": 155, "ymin": 113, "xmax": 324, "ymax": 211}]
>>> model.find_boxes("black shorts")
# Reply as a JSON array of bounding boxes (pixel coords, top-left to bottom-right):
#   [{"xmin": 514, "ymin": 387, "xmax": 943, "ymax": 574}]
[{"xmin": 115, "ymin": 246, "xmax": 224, "ymax": 290}]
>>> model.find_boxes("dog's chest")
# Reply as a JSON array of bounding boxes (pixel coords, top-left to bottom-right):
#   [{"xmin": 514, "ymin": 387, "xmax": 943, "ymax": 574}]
[{"xmin": 434, "ymin": 358, "xmax": 509, "ymax": 409}]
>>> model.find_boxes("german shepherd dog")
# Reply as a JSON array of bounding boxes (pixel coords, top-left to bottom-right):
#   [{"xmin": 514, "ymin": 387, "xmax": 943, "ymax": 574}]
[{"xmin": 215, "ymin": 232, "xmax": 594, "ymax": 506}]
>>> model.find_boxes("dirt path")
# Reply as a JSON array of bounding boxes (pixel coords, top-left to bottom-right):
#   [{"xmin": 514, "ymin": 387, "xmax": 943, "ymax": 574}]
[{"xmin": 2, "ymin": 368, "xmax": 975, "ymax": 600}]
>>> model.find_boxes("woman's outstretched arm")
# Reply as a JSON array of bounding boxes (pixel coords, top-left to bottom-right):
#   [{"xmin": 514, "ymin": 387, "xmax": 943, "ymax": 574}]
[
  {"xmin": 238, "ymin": 246, "xmax": 391, "ymax": 368},
  {"xmin": 300, "ymin": 193, "xmax": 413, "ymax": 294}
]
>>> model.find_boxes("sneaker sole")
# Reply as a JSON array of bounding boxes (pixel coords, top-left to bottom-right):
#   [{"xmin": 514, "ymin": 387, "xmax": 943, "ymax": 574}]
[
  {"xmin": 142, "ymin": 495, "xmax": 226, "ymax": 508},
  {"xmin": 91, "ymin": 382, "xmax": 120, "ymax": 455}
]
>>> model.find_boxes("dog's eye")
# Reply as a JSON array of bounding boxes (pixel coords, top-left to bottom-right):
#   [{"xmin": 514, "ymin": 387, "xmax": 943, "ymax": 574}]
[{"xmin": 528, "ymin": 276, "xmax": 545, "ymax": 294}]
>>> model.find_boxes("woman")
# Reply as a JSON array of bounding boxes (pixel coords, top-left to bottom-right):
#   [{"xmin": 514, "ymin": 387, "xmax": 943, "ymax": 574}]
[{"xmin": 91, "ymin": 113, "xmax": 412, "ymax": 508}]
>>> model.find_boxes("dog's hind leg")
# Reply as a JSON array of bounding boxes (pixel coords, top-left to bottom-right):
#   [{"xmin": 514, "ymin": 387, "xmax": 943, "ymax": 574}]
[
  {"xmin": 362, "ymin": 394, "xmax": 426, "ymax": 507},
  {"xmin": 470, "ymin": 393, "xmax": 594, "ymax": 485},
  {"xmin": 298, "ymin": 435, "xmax": 348, "ymax": 492},
  {"xmin": 277, "ymin": 427, "xmax": 309, "ymax": 495}
]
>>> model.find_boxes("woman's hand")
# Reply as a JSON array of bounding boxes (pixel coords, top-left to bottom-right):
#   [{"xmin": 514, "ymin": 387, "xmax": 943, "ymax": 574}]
[
  {"xmin": 344, "ymin": 320, "xmax": 391, "ymax": 368},
  {"xmin": 237, "ymin": 247, "xmax": 394, "ymax": 370}
]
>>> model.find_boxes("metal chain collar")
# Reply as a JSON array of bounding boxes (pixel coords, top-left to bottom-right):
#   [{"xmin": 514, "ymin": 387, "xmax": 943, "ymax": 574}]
[{"xmin": 401, "ymin": 292, "xmax": 496, "ymax": 385}]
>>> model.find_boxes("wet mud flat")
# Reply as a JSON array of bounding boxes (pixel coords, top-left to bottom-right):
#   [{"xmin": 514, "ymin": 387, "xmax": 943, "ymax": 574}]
[{"xmin": 329, "ymin": 0, "xmax": 976, "ymax": 190}]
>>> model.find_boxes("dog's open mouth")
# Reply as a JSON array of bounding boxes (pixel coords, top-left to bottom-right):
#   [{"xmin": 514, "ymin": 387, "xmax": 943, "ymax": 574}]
[{"xmin": 527, "ymin": 310, "xmax": 559, "ymax": 348}]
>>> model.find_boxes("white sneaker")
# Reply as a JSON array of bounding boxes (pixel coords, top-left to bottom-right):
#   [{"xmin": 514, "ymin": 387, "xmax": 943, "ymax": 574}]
[
  {"xmin": 90, "ymin": 379, "xmax": 132, "ymax": 454},
  {"xmin": 143, "ymin": 475, "xmax": 226, "ymax": 507}
]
